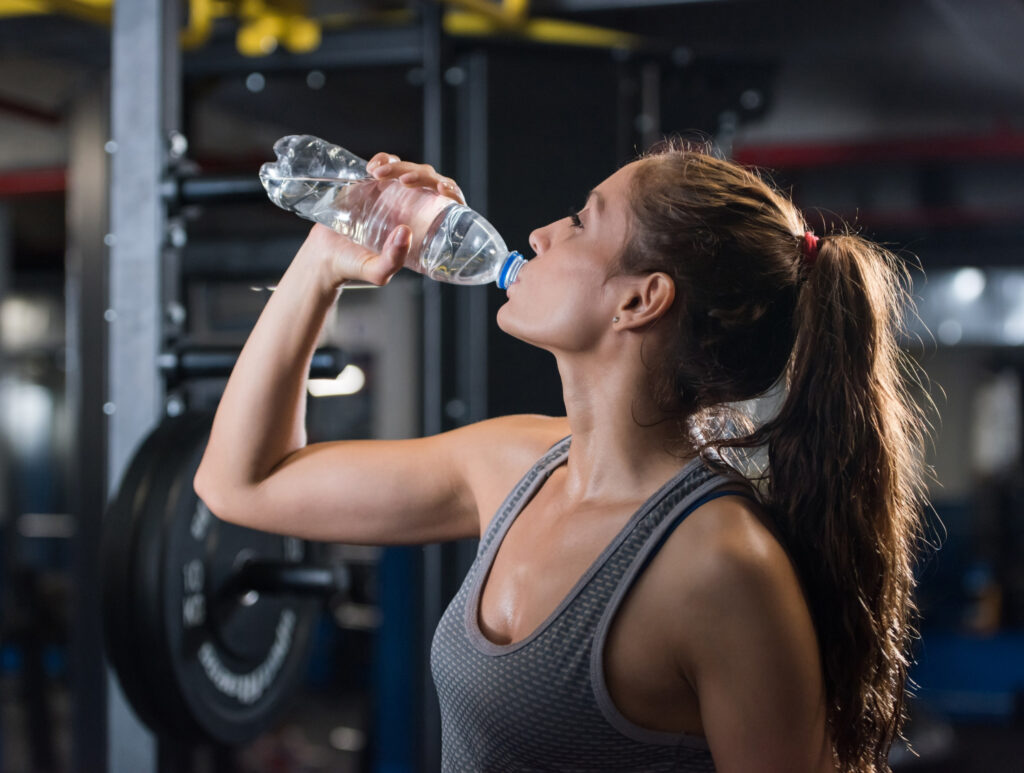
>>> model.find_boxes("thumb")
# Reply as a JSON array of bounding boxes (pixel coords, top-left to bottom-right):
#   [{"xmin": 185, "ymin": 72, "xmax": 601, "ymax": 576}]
[{"xmin": 364, "ymin": 225, "xmax": 412, "ymax": 285}]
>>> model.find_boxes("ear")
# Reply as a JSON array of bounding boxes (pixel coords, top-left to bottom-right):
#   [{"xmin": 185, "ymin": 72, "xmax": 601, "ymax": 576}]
[{"xmin": 615, "ymin": 272, "xmax": 675, "ymax": 329}]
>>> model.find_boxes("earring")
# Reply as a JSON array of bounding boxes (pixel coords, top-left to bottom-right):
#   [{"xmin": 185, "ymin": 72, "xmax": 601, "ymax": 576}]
[{"xmin": 612, "ymin": 316, "xmax": 620, "ymax": 323}]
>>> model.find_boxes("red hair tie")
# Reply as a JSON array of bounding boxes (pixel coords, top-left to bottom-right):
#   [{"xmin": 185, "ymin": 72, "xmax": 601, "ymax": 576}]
[{"xmin": 801, "ymin": 231, "xmax": 820, "ymax": 266}]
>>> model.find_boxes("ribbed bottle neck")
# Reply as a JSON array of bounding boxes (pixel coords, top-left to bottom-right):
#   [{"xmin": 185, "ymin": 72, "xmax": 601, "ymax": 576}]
[{"xmin": 497, "ymin": 252, "xmax": 526, "ymax": 289}]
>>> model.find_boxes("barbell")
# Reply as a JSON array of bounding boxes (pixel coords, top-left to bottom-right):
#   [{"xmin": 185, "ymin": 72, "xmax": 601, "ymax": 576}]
[{"xmin": 100, "ymin": 411, "xmax": 351, "ymax": 745}]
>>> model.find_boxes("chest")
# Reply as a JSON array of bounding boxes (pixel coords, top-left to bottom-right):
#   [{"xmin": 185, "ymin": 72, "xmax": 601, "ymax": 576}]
[
  {"xmin": 475, "ymin": 474, "xmax": 704, "ymax": 734},
  {"xmin": 478, "ymin": 495, "xmax": 626, "ymax": 644}
]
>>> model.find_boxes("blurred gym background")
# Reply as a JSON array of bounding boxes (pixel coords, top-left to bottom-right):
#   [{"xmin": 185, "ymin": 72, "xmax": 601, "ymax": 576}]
[{"xmin": 1, "ymin": 0, "xmax": 1023, "ymax": 771}]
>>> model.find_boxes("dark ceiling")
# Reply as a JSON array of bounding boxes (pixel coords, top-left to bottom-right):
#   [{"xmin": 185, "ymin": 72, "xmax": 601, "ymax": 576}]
[
  {"xmin": 1, "ymin": 0, "xmax": 1022, "ymax": 273},
  {"xmin": 2, "ymin": 0, "xmax": 1023, "ymax": 123}
]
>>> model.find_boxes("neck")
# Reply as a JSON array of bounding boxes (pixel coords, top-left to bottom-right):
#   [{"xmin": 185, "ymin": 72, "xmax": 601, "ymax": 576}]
[{"xmin": 554, "ymin": 348, "xmax": 695, "ymax": 508}]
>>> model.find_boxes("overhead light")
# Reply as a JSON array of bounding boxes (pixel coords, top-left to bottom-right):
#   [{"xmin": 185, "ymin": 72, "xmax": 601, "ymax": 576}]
[
  {"xmin": 1, "ymin": 296, "xmax": 56, "ymax": 350},
  {"xmin": 951, "ymin": 268, "xmax": 985, "ymax": 304},
  {"xmin": 1003, "ymin": 308, "xmax": 1024, "ymax": 346}
]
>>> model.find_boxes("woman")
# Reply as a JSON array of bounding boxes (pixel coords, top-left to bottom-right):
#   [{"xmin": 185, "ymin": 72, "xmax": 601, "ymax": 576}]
[{"xmin": 195, "ymin": 141, "xmax": 932, "ymax": 772}]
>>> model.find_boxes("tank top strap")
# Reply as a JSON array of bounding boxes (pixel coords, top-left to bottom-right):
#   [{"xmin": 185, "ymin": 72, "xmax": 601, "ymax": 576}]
[
  {"xmin": 476, "ymin": 434, "xmax": 572, "ymax": 557},
  {"xmin": 594, "ymin": 466, "xmax": 757, "ymax": 614}
]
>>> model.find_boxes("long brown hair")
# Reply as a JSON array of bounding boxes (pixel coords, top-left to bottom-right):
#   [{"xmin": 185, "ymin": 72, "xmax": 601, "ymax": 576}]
[{"xmin": 622, "ymin": 141, "xmax": 934, "ymax": 772}]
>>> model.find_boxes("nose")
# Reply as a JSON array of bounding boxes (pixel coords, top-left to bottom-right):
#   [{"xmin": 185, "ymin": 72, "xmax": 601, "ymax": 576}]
[{"xmin": 528, "ymin": 223, "xmax": 551, "ymax": 255}]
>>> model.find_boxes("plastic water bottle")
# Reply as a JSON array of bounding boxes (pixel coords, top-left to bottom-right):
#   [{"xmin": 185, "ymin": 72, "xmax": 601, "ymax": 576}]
[{"xmin": 259, "ymin": 135, "xmax": 526, "ymax": 288}]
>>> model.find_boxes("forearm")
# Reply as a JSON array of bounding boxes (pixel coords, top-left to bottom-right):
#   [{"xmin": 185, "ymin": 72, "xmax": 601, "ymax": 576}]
[{"xmin": 197, "ymin": 239, "xmax": 340, "ymax": 497}]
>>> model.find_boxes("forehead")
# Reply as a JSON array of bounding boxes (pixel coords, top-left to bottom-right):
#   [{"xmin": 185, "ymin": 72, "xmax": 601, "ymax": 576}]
[
  {"xmin": 594, "ymin": 162, "xmax": 637, "ymax": 199},
  {"xmin": 588, "ymin": 163, "xmax": 636, "ymax": 244},
  {"xmin": 585, "ymin": 164, "xmax": 637, "ymax": 273}
]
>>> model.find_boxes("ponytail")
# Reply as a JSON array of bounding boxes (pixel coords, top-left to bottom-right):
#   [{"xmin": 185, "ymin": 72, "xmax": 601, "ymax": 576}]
[
  {"xmin": 623, "ymin": 144, "xmax": 935, "ymax": 772},
  {"xmin": 711, "ymin": 233, "xmax": 933, "ymax": 771}
]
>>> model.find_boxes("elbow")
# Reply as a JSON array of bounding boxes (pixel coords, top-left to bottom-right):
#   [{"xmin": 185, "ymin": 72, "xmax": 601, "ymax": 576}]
[
  {"xmin": 193, "ymin": 468, "xmax": 224, "ymax": 519},
  {"xmin": 193, "ymin": 467, "xmax": 211, "ymax": 505},
  {"xmin": 193, "ymin": 467, "xmax": 244, "ymax": 527}
]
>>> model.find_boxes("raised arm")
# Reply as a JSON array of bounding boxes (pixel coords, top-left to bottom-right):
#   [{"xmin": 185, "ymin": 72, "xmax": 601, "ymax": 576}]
[{"xmin": 193, "ymin": 154, "xmax": 549, "ymax": 544}]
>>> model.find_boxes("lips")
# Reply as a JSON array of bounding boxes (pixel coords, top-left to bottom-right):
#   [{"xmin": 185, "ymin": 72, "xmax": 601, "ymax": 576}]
[{"xmin": 505, "ymin": 266, "xmax": 523, "ymax": 295}]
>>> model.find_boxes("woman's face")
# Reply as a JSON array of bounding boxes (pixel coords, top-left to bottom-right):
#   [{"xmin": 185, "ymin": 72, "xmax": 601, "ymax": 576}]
[{"xmin": 496, "ymin": 162, "xmax": 638, "ymax": 353}]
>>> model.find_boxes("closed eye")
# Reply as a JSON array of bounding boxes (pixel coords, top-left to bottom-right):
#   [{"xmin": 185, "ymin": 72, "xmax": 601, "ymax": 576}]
[{"xmin": 567, "ymin": 209, "xmax": 584, "ymax": 230}]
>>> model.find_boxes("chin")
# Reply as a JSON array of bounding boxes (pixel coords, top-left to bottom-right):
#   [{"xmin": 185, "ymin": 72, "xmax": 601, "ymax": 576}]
[
  {"xmin": 497, "ymin": 305, "xmax": 569, "ymax": 360},
  {"xmin": 495, "ymin": 302, "xmax": 519, "ymax": 338},
  {"xmin": 495, "ymin": 303, "xmax": 543, "ymax": 349}
]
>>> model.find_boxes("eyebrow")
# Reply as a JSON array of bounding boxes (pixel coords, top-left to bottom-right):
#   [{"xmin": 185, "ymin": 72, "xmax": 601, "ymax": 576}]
[{"xmin": 585, "ymin": 189, "xmax": 604, "ymax": 213}]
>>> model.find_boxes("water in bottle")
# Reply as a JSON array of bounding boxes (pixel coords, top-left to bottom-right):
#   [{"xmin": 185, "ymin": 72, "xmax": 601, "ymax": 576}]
[{"xmin": 260, "ymin": 135, "xmax": 526, "ymax": 288}]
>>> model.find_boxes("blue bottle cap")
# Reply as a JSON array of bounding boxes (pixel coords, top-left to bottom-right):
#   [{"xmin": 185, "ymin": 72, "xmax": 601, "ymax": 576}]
[{"xmin": 497, "ymin": 251, "xmax": 526, "ymax": 290}]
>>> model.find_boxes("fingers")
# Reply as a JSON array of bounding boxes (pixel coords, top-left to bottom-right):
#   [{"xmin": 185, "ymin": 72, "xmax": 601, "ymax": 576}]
[
  {"xmin": 369, "ymin": 159, "xmax": 422, "ymax": 181},
  {"xmin": 366, "ymin": 152, "xmax": 400, "ymax": 172},
  {"xmin": 396, "ymin": 170, "xmax": 465, "ymax": 205},
  {"xmin": 433, "ymin": 176, "xmax": 465, "ymax": 205},
  {"xmin": 368, "ymin": 157, "xmax": 466, "ymax": 205}
]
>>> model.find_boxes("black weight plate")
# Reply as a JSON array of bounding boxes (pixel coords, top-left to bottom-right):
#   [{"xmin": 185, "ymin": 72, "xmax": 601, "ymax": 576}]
[
  {"xmin": 101, "ymin": 416, "xmax": 193, "ymax": 735},
  {"xmin": 103, "ymin": 413, "xmax": 318, "ymax": 746},
  {"xmin": 130, "ymin": 413, "xmax": 208, "ymax": 741},
  {"xmin": 165, "ymin": 489, "xmax": 315, "ymax": 743}
]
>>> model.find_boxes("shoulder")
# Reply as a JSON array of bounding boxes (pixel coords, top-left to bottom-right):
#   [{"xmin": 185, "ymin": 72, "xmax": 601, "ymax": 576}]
[
  {"xmin": 648, "ymin": 492, "xmax": 818, "ymax": 675},
  {"xmin": 670, "ymin": 491, "xmax": 793, "ymax": 590},
  {"xmin": 651, "ymin": 494, "xmax": 833, "ymax": 770},
  {"xmin": 455, "ymin": 412, "xmax": 569, "ymax": 442},
  {"xmin": 448, "ymin": 413, "xmax": 569, "ymax": 468},
  {"xmin": 683, "ymin": 494, "xmax": 792, "ymax": 588},
  {"xmin": 443, "ymin": 414, "xmax": 570, "ymax": 528}
]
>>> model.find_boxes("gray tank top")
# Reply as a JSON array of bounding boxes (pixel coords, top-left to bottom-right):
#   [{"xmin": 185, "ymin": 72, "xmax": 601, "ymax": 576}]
[{"xmin": 431, "ymin": 436, "xmax": 752, "ymax": 772}]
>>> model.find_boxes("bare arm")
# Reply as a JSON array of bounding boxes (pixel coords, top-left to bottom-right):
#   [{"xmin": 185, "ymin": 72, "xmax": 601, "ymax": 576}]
[
  {"xmin": 205, "ymin": 414, "xmax": 567, "ymax": 543},
  {"xmin": 194, "ymin": 153, "xmax": 506, "ymax": 544}
]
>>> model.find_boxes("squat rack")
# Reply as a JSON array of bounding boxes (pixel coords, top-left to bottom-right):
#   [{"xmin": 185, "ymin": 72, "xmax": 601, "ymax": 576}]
[{"xmin": 67, "ymin": 2, "xmax": 659, "ymax": 772}]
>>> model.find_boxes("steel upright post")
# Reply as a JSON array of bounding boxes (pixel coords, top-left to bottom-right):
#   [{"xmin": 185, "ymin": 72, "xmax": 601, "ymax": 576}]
[
  {"xmin": 106, "ymin": 0, "xmax": 181, "ymax": 770},
  {"xmin": 66, "ymin": 83, "xmax": 111, "ymax": 773}
]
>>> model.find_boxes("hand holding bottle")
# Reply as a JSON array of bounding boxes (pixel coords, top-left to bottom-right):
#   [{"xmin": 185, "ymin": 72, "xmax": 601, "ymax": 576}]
[
  {"xmin": 296, "ymin": 152, "xmax": 467, "ymax": 290},
  {"xmin": 298, "ymin": 222, "xmax": 407, "ymax": 291}
]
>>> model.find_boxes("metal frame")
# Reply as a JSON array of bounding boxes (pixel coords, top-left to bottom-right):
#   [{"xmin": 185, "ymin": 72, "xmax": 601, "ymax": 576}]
[
  {"xmin": 66, "ymin": 82, "xmax": 111, "ymax": 773},
  {"xmin": 94, "ymin": 3, "xmax": 459, "ymax": 771},
  {"xmin": 104, "ymin": 0, "xmax": 182, "ymax": 770},
  {"xmin": 89, "ymin": 4, "xmax": 636, "ymax": 772}
]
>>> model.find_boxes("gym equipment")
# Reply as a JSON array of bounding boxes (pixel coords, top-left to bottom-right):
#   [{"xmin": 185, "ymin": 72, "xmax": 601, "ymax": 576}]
[
  {"xmin": 158, "ymin": 345, "xmax": 347, "ymax": 385},
  {"xmin": 101, "ymin": 412, "xmax": 348, "ymax": 745},
  {"xmin": 165, "ymin": 173, "xmax": 266, "ymax": 207}
]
